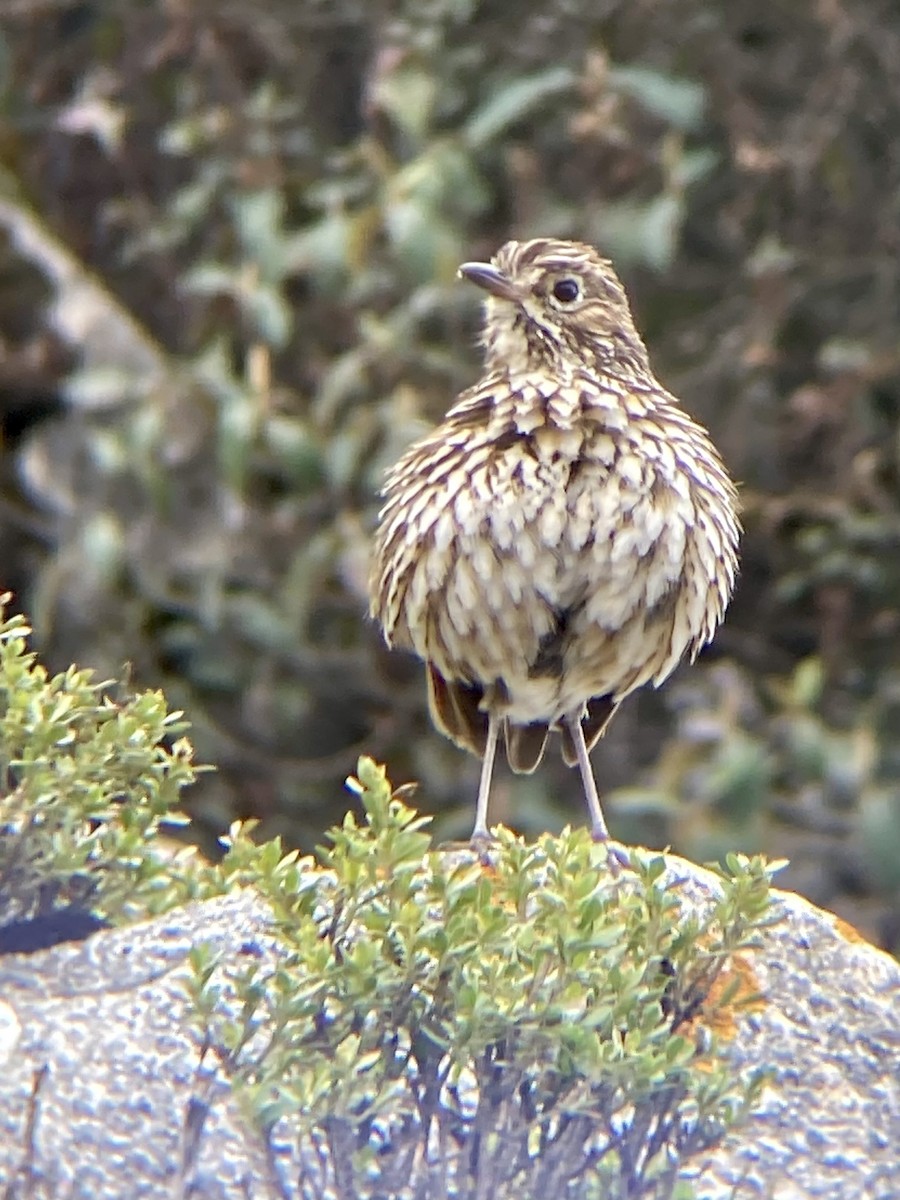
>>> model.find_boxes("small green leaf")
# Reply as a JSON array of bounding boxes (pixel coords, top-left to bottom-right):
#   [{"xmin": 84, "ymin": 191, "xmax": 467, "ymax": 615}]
[
  {"xmin": 463, "ymin": 67, "xmax": 576, "ymax": 149},
  {"xmin": 608, "ymin": 65, "xmax": 707, "ymax": 131}
]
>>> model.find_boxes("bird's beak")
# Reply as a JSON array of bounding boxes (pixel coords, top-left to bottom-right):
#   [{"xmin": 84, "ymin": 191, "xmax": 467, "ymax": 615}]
[{"xmin": 458, "ymin": 261, "xmax": 521, "ymax": 302}]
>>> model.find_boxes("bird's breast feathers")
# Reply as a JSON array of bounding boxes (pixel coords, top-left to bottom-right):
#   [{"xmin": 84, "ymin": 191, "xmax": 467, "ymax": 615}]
[{"xmin": 371, "ymin": 372, "xmax": 737, "ymax": 711}]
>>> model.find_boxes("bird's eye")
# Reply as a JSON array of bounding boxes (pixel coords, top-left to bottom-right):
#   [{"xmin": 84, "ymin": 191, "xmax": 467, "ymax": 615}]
[{"xmin": 551, "ymin": 278, "xmax": 581, "ymax": 304}]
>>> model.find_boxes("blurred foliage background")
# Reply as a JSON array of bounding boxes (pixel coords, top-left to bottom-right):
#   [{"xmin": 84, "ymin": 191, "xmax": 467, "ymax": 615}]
[{"xmin": 2, "ymin": 0, "xmax": 900, "ymax": 948}]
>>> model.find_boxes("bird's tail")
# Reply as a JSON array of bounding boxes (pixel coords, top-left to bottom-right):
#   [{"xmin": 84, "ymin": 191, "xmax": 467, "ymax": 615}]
[
  {"xmin": 504, "ymin": 722, "xmax": 550, "ymax": 774},
  {"xmin": 426, "ymin": 665, "xmax": 488, "ymax": 757}
]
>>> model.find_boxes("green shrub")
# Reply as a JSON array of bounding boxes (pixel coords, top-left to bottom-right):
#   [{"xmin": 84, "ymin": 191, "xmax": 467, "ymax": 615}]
[
  {"xmin": 190, "ymin": 758, "xmax": 777, "ymax": 1200},
  {"xmin": 0, "ymin": 595, "xmax": 777, "ymax": 1195},
  {"xmin": 0, "ymin": 597, "xmax": 200, "ymax": 925}
]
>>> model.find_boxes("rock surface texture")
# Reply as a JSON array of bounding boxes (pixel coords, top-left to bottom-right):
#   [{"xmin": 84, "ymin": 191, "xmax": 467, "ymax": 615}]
[{"xmin": 0, "ymin": 860, "xmax": 897, "ymax": 1199}]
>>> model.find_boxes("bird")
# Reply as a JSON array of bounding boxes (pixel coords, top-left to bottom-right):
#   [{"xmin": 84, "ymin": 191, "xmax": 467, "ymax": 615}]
[{"xmin": 369, "ymin": 237, "xmax": 740, "ymax": 849}]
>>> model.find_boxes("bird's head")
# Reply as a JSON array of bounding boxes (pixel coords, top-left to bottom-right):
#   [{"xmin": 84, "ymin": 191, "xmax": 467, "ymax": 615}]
[{"xmin": 459, "ymin": 238, "xmax": 650, "ymax": 378}]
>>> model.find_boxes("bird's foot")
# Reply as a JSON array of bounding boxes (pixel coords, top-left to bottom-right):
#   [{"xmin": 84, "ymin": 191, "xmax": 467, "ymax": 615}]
[
  {"xmin": 435, "ymin": 826, "xmax": 498, "ymax": 863},
  {"xmin": 468, "ymin": 825, "xmax": 499, "ymax": 865},
  {"xmin": 590, "ymin": 828, "xmax": 631, "ymax": 877}
]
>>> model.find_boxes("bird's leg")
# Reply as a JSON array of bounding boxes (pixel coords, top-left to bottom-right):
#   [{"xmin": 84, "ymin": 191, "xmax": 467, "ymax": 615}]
[
  {"xmin": 565, "ymin": 714, "xmax": 611, "ymax": 841},
  {"xmin": 471, "ymin": 712, "xmax": 501, "ymax": 842}
]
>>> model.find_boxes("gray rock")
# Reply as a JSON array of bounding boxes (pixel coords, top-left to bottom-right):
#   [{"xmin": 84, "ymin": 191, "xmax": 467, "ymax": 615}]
[{"xmin": 0, "ymin": 862, "xmax": 898, "ymax": 1199}]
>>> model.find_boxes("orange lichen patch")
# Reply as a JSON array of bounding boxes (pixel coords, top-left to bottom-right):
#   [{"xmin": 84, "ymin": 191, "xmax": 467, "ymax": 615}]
[
  {"xmin": 683, "ymin": 954, "xmax": 766, "ymax": 1047},
  {"xmin": 833, "ymin": 915, "xmax": 867, "ymax": 945}
]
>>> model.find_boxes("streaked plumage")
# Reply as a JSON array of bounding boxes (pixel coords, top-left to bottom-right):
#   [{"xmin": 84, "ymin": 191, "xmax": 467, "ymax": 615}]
[{"xmin": 370, "ymin": 237, "xmax": 740, "ymax": 847}]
